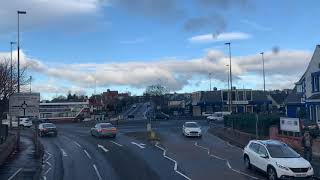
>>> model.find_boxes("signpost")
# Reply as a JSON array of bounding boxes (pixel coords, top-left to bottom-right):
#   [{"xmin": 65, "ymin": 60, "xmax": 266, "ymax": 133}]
[
  {"xmin": 9, "ymin": 93, "xmax": 40, "ymax": 149},
  {"xmin": 280, "ymin": 117, "xmax": 300, "ymax": 133}
]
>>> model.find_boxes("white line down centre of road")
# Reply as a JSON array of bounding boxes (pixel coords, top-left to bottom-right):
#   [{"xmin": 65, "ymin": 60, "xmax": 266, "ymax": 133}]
[
  {"xmin": 110, "ymin": 140, "xmax": 123, "ymax": 147},
  {"xmin": 93, "ymin": 164, "xmax": 103, "ymax": 180},
  {"xmin": 60, "ymin": 148, "xmax": 68, "ymax": 157},
  {"xmin": 98, "ymin": 144, "xmax": 109, "ymax": 152},
  {"xmin": 131, "ymin": 141, "xmax": 145, "ymax": 149},
  {"xmin": 84, "ymin": 150, "xmax": 92, "ymax": 159}
]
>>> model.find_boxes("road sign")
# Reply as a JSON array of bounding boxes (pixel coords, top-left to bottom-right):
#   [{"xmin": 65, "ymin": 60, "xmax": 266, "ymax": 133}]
[{"xmin": 9, "ymin": 93, "xmax": 40, "ymax": 117}]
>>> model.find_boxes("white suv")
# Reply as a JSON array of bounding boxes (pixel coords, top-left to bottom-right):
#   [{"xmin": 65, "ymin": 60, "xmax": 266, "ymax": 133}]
[{"xmin": 243, "ymin": 140, "xmax": 314, "ymax": 180}]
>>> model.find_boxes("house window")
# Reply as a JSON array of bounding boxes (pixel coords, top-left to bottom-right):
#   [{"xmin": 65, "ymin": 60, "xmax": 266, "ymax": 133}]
[
  {"xmin": 238, "ymin": 91, "xmax": 244, "ymax": 101},
  {"xmin": 222, "ymin": 91, "xmax": 228, "ymax": 101},
  {"xmin": 317, "ymin": 106, "xmax": 320, "ymax": 123},
  {"xmin": 231, "ymin": 91, "xmax": 236, "ymax": 101},
  {"xmin": 312, "ymin": 74, "xmax": 320, "ymax": 92},
  {"xmin": 245, "ymin": 91, "xmax": 252, "ymax": 101},
  {"xmin": 296, "ymin": 84, "xmax": 303, "ymax": 93}
]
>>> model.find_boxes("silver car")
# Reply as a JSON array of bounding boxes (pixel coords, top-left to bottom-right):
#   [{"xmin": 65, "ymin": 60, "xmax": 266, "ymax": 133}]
[{"xmin": 91, "ymin": 123, "xmax": 117, "ymax": 138}]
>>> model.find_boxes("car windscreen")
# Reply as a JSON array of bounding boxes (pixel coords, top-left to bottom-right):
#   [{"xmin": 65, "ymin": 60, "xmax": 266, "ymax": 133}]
[
  {"xmin": 267, "ymin": 144, "xmax": 300, "ymax": 158},
  {"xmin": 43, "ymin": 124, "xmax": 56, "ymax": 128},
  {"xmin": 185, "ymin": 123, "xmax": 199, "ymax": 128},
  {"xmin": 100, "ymin": 124, "xmax": 113, "ymax": 128}
]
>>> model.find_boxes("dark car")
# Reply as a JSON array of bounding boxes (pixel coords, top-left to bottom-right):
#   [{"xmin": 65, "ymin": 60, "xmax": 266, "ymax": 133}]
[
  {"xmin": 91, "ymin": 123, "xmax": 117, "ymax": 138},
  {"xmin": 127, "ymin": 115, "xmax": 135, "ymax": 119},
  {"xmin": 38, "ymin": 123, "xmax": 57, "ymax": 137}
]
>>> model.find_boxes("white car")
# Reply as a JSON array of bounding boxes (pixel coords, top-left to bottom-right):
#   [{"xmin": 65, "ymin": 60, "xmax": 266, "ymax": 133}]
[
  {"xmin": 19, "ymin": 118, "xmax": 32, "ymax": 127},
  {"xmin": 182, "ymin": 122, "xmax": 202, "ymax": 137},
  {"xmin": 207, "ymin": 111, "xmax": 231, "ymax": 122},
  {"xmin": 243, "ymin": 140, "xmax": 314, "ymax": 180}
]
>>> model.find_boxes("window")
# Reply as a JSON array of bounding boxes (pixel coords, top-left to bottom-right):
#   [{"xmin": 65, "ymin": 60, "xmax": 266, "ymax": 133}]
[
  {"xmin": 232, "ymin": 91, "xmax": 236, "ymax": 101},
  {"xmin": 296, "ymin": 84, "xmax": 303, "ymax": 93},
  {"xmin": 222, "ymin": 91, "xmax": 228, "ymax": 101},
  {"xmin": 249, "ymin": 143, "xmax": 259, "ymax": 153},
  {"xmin": 238, "ymin": 91, "xmax": 244, "ymax": 101},
  {"xmin": 245, "ymin": 91, "xmax": 252, "ymax": 101},
  {"xmin": 317, "ymin": 105, "xmax": 320, "ymax": 123},
  {"xmin": 258, "ymin": 145, "xmax": 268, "ymax": 156},
  {"xmin": 312, "ymin": 74, "xmax": 319, "ymax": 92}
]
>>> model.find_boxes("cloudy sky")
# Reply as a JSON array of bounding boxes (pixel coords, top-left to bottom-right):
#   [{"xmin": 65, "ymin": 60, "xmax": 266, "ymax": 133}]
[{"xmin": 0, "ymin": 0, "xmax": 319, "ymax": 99}]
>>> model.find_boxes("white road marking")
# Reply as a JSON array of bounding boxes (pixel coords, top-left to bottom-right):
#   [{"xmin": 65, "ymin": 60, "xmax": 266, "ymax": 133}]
[
  {"xmin": 93, "ymin": 164, "xmax": 103, "ymax": 180},
  {"xmin": 7, "ymin": 168, "xmax": 23, "ymax": 180},
  {"xmin": 46, "ymin": 161, "xmax": 52, "ymax": 167},
  {"xmin": 60, "ymin": 148, "xmax": 68, "ymax": 157},
  {"xmin": 131, "ymin": 142, "xmax": 145, "ymax": 149},
  {"xmin": 43, "ymin": 167, "xmax": 52, "ymax": 176},
  {"xmin": 194, "ymin": 142, "xmax": 259, "ymax": 180},
  {"xmin": 110, "ymin": 140, "xmax": 123, "ymax": 147},
  {"xmin": 43, "ymin": 176, "xmax": 47, "ymax": 180},
  {"xmin": 155, "ymin": 142, "xmax": 191, "ymax": 180},
  {"xmin": 98, "ymin": 144, "xmax": 109, "ymax": 152},
  {"xmin": 84, "ymin": 150, "xmax": 92, "ymax": 159},
  {"xmin": 74, "ymin": 141, "xmax": 82, "ymax": 148}
]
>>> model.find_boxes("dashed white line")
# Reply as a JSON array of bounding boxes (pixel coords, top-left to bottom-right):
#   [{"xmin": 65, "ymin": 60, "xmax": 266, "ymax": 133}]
[
  {"xmin": 110, "ymin": 140, "xmax": 123, "ymax": 147},
  {"xmin": 46, "ymin": 161, "xmax": 52, "ymax": 167},
  {"xmin": 194, "ymin": 142, "xmax": 259, "ymax": 180},
  {"xmin": 131, "ymin": 142, "xmax": 145, "ymax": 149},
  {"xmin": 155, "ymin": 142, "xmax": 191, "ymax": 180},
  {"xmin": 43, "ymin": 167, "xmax": 52, "ymax": 176},
  {"xmin": 74, "ymin": 141, "xmax": 82, "ymax": 148},
  {"xmin": 93, "ymin": 164, "xmax": 103, "ymax": 180},
  {"xmin": 43, "ymin": 176, "xmax": 47, "ymax": 180},
  {"xmin": 98, "ymin": 144, "xmax": 109, "ymax": 152},
  {"xmin": 7, "ymin": 168, "xmax": 23, "ymax": 180},
  {"xmin": 60, "ymin": 148, "xmax": 68, "ymax": 157},
  {"xmin": 83, "ymin": 150, "xmax": 92, "ymax": 159}
]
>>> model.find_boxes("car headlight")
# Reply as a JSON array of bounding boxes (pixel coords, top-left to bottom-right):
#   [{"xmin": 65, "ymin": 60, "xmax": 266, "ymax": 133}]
[
  {"xmin": 308, "ymin": 166, "xmax": 313, "ymax": 171},
  {"xmin": 276, "ymin": 162, "xmax": 289, "ymax": 171}
]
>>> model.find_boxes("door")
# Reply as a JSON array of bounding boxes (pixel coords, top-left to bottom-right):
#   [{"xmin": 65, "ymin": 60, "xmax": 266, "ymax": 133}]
[
  {"xmin": 248, "ymin": 143, "xmax": 260, "ymax": 167},
  {"xmin": 255, "ymin": 145, "xmax": 269, "ymax": 171}
]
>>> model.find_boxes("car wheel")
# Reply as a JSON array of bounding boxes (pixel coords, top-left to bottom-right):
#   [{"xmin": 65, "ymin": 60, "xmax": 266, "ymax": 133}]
[
  {"xmin": 267, "ymin": 167, "xmax": 278, "ymax": 180},
  {"xmin": 244, "ymin": 156, "xmax": 251, "ymax": 169},
  {"xmin": 91, "ymin": 131, "xmax": 94, "ymax": 136}
]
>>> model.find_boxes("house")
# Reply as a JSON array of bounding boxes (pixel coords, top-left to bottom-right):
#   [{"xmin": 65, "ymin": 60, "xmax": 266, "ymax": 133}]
[
  {"xmin": 192, "ymin": 89, "xmax": 271, "ymax": 116},
  {"xmin": 287, "ymin": 45, "xmax": 320, "ymax": 127},
  {"xmin": 268, "ymin": 90, "xmax": 289, "ymax": 114}
]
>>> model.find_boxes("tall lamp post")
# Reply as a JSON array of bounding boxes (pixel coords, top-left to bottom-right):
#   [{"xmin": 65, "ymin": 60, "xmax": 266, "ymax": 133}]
[
  {"xmin": 10, "ymin": 42, "xmax": 16, "ymax": 129},
  {"xmin": 209, "ymin": 73, "xmax": 212, "ymax": 91},
  {"xmin": 17, "ymin": 10, "xmax": 27, "ymax": 149},
  {"xmin": 225, "ymin": 42, "xmax": 233, "ymax": 112},
  {"xmin": 260, "ymin": 52, "xmax": 266, "ymax": 92}
]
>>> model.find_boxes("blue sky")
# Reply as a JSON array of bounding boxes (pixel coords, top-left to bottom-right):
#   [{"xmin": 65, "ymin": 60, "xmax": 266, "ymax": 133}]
[{"xmin": 0, "ymin": 0, "xmax": 319, "ymax": 100}]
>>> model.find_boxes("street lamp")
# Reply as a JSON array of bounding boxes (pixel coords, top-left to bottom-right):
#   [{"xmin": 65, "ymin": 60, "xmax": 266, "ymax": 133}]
[
  {"xmin": 17, "ymin": 10, "xmax": 27, "ymax": 93},
  {"xmin": 209, "ymin": 73, "xmax": 212, "ymax": 91},
  {"xmin": 260, "ymin": 52, "xmax": 266, "ymax": 92},
  {"xmin": 226, "ymin": 64, "xmax": 230, "ymax": 91},
  {"xmin": 17, "ymin": 10, "xmax": 26, "ymax": 150},
  {"xmin": 29, "ymin": 76, "xmax": 32, "ymax": 93},
  {"xmin": 225, "ymin": 42, "xmax": 233, "ymax": 112},
  {"xmin": 10, "ymin": 41, "xmax": 16, "ymax": 129}
]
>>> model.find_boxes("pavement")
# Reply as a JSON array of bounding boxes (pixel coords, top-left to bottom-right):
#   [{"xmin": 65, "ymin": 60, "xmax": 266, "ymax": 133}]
[{"xmin": 0, "ymin": 133, "xmax": 41, "ymax": 180}]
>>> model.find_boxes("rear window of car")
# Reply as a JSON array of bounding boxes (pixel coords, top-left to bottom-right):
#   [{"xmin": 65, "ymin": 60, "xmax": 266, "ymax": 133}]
[
  {"xmin": 185, "ymin": 123, "xmax": 199, "ymax": 128},
  {"xmin": 100, "ymin": 124, "xmax": 113, "ymax": 128},
  {"xmin": 43, "ymin": 124, "xmax": 56, "ymax": 128}
]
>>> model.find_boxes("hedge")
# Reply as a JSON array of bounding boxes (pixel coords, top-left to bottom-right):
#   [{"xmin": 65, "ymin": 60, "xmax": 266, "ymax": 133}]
[{"xmin": 224, "ymin": 113, "xmax": 280, "ymax": 137}]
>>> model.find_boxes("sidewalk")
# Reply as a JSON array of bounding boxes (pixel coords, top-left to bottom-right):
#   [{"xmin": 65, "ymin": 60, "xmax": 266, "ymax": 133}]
[
  {"xmin": 312, "ymin": 158, "xmax": 320, "ymax": 179},
  {"xmin": 0, "ymin": 134, "xmax": 41, "ymax": 180}
]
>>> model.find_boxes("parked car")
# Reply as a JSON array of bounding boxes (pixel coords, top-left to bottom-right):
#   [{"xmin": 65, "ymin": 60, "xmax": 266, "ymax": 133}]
[
  {"xmin": 127, "ymin": 114, "xmax": 135, "ymax": 119},
  {"xmin": 243, "ymin": 140, "xmax": 314, "ymax": 180},
  {"xmin": 38, "ymin": 123, "xmax": 57, "ymax": 137},
  {"xmin": 182, "ymin": 121, "xmax": 202, "ymax": 137},
  {"xmin": 202, "ymin": 112, "xmax": 213, "ymax": 117},
  {"xmin": 19, "ymin": 118, "xmax": 32, "ymax": 127},
  {"xmin": 207, "ymin": 111, "xmax": 232, "ymax": 122},
  {"xmin": 91, "ymin": 123, "xmax": 117, "ymax": 138},
  {"xmin": 132, "ymin": 104, "xmax": 137, "ymax": 108},
  {"xmin": 155, "ymin": 112, "xmax": 169, "ymax": 120}
]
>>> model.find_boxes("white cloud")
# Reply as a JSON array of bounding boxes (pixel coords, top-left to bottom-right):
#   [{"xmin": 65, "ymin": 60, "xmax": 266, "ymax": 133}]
[
  {"xmin": 189, "ymin": 32, "xmax": 251, "ymax": 43},
  {"xmin": 0, "ymin": 0, "xmax": 110, "ymax": 34},
  {"xmin": 0, "ymin": 48, "xmax": 311, "ymax": 94}
]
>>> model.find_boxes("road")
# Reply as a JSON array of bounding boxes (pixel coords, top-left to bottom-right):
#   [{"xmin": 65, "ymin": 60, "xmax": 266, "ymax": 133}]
[{"xmin": 37, "ymin": 103, "xmax": 268, "ymax": 180}]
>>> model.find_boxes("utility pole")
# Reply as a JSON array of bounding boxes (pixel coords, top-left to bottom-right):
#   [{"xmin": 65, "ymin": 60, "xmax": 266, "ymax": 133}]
[
  {"xmin": 209, "ymin": 73, "xmax": 212, "ymax": 91},
  {"xmin": 29, "ymin": 76, "xmax": 32, "ymax": 93},
  {"xmin": 10, "ymin": 41, "xmax": 16, "ymax": 129},
  {"xmin": 17, "ymin": 10, "xmax": 27, "ymax": 149},
  {"xmin": 225, "ymin": 42, "xmax": 233, "ymax": 113},
  {"xmin": 260, "ymin": 52, "xmax": 266, "ymax": 92}
]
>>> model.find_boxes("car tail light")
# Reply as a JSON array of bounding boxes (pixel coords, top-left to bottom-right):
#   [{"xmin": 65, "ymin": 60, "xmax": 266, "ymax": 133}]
[
  {"xmin": 111, "ymin": 127, "xmax": 117, "ymax": 131},
  {"xmin": 98, "ymin": 129, "xmax": 102, "ymax": 132}
]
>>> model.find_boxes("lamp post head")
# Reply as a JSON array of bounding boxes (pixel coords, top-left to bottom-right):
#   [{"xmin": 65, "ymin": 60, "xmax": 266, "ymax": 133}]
[
  {"xmin": 260, "ymin": 52, "xmax": 264, "ymax": 55},
  {"xmin": 17, "ymin": 11, "xmax": 27, "ymax": 14},
  {"xmin": 10, "ymin": 41, "xmax": 16, "ymax": 45},
  {"xmin": 225, "ymin": 42, "xmax": 231, "ymax": 45}
]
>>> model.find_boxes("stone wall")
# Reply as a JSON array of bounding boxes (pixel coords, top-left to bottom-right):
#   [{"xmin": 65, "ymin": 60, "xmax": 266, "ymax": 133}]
[{"xmin": 0, "ymin": 134, "xmax": 17, "ymax": 166}]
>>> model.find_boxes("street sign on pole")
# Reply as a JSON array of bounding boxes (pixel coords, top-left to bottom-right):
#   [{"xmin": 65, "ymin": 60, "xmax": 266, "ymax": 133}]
[{"xmin": 9, "ymin": 93, "xmax": 40, "ymax": 117}]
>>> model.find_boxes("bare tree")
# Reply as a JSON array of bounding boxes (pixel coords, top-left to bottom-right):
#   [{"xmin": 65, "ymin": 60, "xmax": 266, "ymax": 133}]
[
  {"xmin": 0, "ymin": 57, "xmax": 28, "ymax": 117},
  {"xmin": 144, "ymin": 84, "xmax": 168, "ymax": 96}
]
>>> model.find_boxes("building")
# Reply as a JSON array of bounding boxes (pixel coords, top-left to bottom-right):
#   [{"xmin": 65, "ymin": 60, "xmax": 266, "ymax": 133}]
[
  {"xmin": 192, "ymin": 89, "xmax": 271, "ymax": 116},
  {"xmin": 39, "ymin": 101, "xmax": 90, "ymax": 122},
  {"xmin": 268, "ymin": 90, "xmax": 289, "ymax": 114},
  {"xmin": 286, "ymin": 45, "xmax": 320, "ymax": 127},
  {"xmin": 167, "ymin": 93, "xmax": 192, "ymax": 116}
]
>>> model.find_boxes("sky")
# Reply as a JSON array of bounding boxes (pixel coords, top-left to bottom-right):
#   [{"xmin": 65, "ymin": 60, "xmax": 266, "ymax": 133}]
[{"xmin": 0, "ymin": 0, "xmax": 319, "ymax": 100}]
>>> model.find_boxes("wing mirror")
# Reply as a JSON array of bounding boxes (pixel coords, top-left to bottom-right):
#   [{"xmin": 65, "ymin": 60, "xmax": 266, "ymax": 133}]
[{"xmin": 260, "ymin": 154, "xmax": 269, "ymax": 159}]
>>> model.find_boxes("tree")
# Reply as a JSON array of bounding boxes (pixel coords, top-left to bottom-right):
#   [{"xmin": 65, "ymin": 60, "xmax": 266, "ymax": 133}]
[
  {"xmin": 144, "ymin": 84, "xmax": 168, "ymax": 96},
  {"xmin": 0, "ymin": 57, "xmax": 28, "ymax": 117}
]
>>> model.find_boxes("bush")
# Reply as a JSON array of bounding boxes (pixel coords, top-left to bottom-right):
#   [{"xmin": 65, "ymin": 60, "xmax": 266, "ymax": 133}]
[{"xmin": 224, "ymin": 113, "xmax": 279, "ymax": 137}]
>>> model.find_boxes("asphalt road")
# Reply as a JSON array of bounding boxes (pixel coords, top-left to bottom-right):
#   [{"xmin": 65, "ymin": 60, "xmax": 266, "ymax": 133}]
[{"xmin": 38, "ymin": 103, "xmax": 269, "ymax": 180}]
